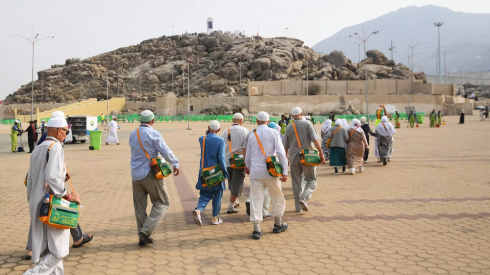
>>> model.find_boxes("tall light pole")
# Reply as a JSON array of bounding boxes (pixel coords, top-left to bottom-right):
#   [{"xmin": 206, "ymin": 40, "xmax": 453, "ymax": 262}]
[
  {"xmin": 105, "ymin": 58, "xmax": 125, "ymax": 121},
  {"xmin": 405, "ymin": 41, "xmax": 421, "ymax": 107},
  {"xmin": 389, "ymin": 41, "xmax": 395, "ymax": 62},
  {"xmin": 350, "ymin": 27, "xmax": 379, "ymax": 124},
  {"xmin": 434, "ymin": 22, "xmax": 443, "ymax": 84},
  {"xmin": 187, "ymin": 55, "xmax": 191, "ymax": 130},
  {"xmin": 11, "ymin": 29, "xmax": 54, "ymax": 121},
  {"xmin": 349, "ymin": 35, "xmax": 362, "ymax": 63}
]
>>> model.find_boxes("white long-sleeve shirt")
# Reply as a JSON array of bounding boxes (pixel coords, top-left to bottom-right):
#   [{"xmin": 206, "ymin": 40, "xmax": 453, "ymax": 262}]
[
  {"xmin": 221, "ymin": 124, "xmax": 249, "ymax": 168},
  {"xmin": 245, "ymin": 124, "xmax": 288, "ymax": 179}
]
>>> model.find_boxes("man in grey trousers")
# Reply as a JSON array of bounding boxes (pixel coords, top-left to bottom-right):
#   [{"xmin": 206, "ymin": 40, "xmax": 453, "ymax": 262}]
[
  {"xmin": 283, "ymin": 107, "xmax": 325, "ymax": 212},
  {"xmin": 129, "ymin": 110, "xmax": 180, "ymax": 246}
]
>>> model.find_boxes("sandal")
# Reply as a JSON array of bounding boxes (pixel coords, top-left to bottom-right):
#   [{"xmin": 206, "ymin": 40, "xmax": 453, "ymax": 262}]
[
  {"xmin": 193, "ymin": 210, "xmax": 202, "ymax": 226},
  {"xmin": 72, "ymin": 234, "xmax": 93, "ymax": 248},
  {"xmin": 210, "ymin": 218, "xmax": 223, "ymax": 225}
]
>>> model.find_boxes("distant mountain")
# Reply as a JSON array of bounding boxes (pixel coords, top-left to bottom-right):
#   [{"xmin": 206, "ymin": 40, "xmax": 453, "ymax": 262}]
[{"xmin": 313, "ymin": 5, "xmax": 490, "ymax": 75}]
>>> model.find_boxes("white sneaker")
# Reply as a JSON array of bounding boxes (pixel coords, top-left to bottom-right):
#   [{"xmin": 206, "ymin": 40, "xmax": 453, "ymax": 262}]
[
  {"xmin": 350, "ymin": 169, "xmax": 355, "ymax": 175},
  {"xmin": 360, "ymin": 167, "xmax": 364, "ymax": 173}
]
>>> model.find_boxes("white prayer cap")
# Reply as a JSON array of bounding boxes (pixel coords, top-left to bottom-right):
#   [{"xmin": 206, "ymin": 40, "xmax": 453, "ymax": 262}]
[
  {"xmin": 140, "ymin": 110, "xmax": 154, "ymax": 122},
  {"xmin": 257, "ymin": 111, "xmax": 269, "ymax": 121},
  {"xmin": 15, "ymin": 119, "xmax": 20, "ymax": 123},
  {"xmin": 47, "ymin": 111, "xmax": 68, "ymax": 127},
  {"xmin": 209, "ymin": 120, "xmax": 220, "ymax": 130},
  {"xmin": 292, "ymin": 107, "xmax": 302, "ymax": 115},
  {"xmin": 360, "ymin": 116, "xmax": 367, "ymax": 123},
  {"xmin": 51, "ymin": 111, "xmax": 66, "ymax": 119},
  {"xmin": 233, "ymin": 113, "xmax": 244, "ymax": 120},
  {"xmin": 305, "ymin": 116, "xmax": 311, "ymax": 121}
]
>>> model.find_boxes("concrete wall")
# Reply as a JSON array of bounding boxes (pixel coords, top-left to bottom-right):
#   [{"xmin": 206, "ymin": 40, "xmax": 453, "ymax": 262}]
[
  {"xmin": 445, "ymin": 103, "xmax": 473, "ymax": 116},
  {"xmin": 249, "ymin": 79, "xmax": 454, "ymax": 97},
  {"xmin": 249, "ymin": 95, "xmax": 341, "ymax": 115},
  {"xmin": 175, "ymin": 96, "xmax": 248, "ymax": 115},
  {"xmin": 344, "ymin": 94, "xmax": 445, "ymax": 115},
  {"xmin": 156, "ymin": 93, "xmax": 177, "ymax": 116}
]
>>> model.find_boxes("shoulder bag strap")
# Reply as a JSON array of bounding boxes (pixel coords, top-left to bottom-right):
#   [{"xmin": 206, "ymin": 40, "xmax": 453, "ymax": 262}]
[
  {"xmin": 136, "ymin": 128, "xmax": 150, "ymax": 159},
  {"xmin": 253, "ymin": 129, "xmax": 266, "ymax": 156},
  {"xmin": 201, "ymin": 136, "xmax": 206, "ymax": 168},
  {"xmin": 332, "ymin": 126, "xmax": 342, "ymax": 137},
  {"xmin": 227, "ymin": 128, "xmax": 232, "ymax": 154},
  {"xmin": 291, "ymin": 122, "xmax": 302, "ymax": 148},
  {"xmin": 45, "ymin": 141, "xmax": 74, "ymax": 193},
  {"xmin": 381, "ymin": 122, "xmax": 388, "ymax": 132},
  {"xmin": 349, "ymin": 127, "xmax": 359, "ymax": 137}
]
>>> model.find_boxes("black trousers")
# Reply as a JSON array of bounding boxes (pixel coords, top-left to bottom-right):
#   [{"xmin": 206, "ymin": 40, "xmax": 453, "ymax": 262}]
[
  {"xmin": 28, "ymin": 139, "xmax": 35, "ymax": 153},
  {"xmin": 363, "ymin": 136, "xmax": 370, "ymax": 161}
]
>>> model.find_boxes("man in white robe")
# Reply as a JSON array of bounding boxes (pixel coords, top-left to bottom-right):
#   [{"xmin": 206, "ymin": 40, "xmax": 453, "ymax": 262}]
[
  {"xmin": 24, "ymin": 111, "xmax": 81, "ymax": 275},
  {"xmin": 105, "ymin": 117, "xmax": 120, "ymax": 145}
]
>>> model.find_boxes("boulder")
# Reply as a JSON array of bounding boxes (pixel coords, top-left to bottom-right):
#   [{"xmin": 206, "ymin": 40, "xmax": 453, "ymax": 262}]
[
  {"xmin": 292, "ymin": 61, "xmax": 303, "ymax": 71},
  {"xmin": 220, "ymin": 67, "xmax": 239, "ymax": 81},
  {"xmin": 327, "ymin": 51, "xmax": 347, "ymax": 68},
  {"xmin": 261, "ymin": 70, "xmax": 273, "ymax": 81},
  {"xmin": 269, "ymin": 49, "xmax": 293, "ymax": 74},
  {"xmin": 246, "ymin": 71, "xmax": 257, "ymax": 80},
  {"xmin": 390, "ymin": 69, "xmax": 412, "ymax": 79},
  {"xmin": 357, "ymin": 64, "xmax": 392, "ymax": 77},
  {"xmin": 250, "ymin": 57, "xmax": 271, "ymax": 75},
  {"xmin": 241, "ymin": 108, "xmax": 249, "ymax": 116},
  {"xmin": 366, "ymin": 50, "xmax": 389, "ymax": 65}
]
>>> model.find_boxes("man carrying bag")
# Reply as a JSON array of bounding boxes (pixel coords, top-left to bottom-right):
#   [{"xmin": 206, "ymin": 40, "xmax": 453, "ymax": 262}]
[
  {"xmin": 129, "ymin": 110, "xmax": 180, "ymax": 246},
  {"xmin": 283, "ymin": 107, "xmax": 325, "ymax": 213},
  {"xmin": 24, "ymin": 111, "xmax": 81, "ymax": 275}
]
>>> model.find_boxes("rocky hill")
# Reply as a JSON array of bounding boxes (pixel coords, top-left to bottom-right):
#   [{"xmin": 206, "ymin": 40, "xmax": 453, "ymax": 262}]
[{"xmin": 5, "ymin": 33, "xmax": 425, "ymax": 104}]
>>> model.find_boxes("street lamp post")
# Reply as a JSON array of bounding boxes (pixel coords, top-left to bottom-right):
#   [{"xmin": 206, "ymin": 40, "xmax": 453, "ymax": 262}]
[
  {"xmin": 11, "ymin": 29, "xmax": 54, "ymax": 121},
  {"xmin": 350, "ymin": 36, "xmax": 362, "ymax": 63},
  {"xmin": 349, "ymin": 27, "xmax": 379, "ymax": 125},
  {"xmin": 187, "ymin": 55, "xmax": 191, "ymax": 130},
  {"xmin": 389, "ymin": 41, "xmax": 395, "ymax": 62},
  {"xmin": 105, "ymin": 58, "xmax": 125, "ymax": 122},
  {"xmin": 434, "ymin": 22, "xmax": 444, "ymax": 84},
  {"xmin": 405, "ymin": 41, "xmax": 421, "ymax": 107}
]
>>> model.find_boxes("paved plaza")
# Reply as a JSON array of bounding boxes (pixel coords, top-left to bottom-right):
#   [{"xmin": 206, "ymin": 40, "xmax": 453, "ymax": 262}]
[{"xmin": 1, "ymin": 115, "xmax": 490, "ymax": 275}]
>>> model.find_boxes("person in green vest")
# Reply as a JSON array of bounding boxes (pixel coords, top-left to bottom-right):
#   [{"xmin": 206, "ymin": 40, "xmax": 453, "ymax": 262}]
[
  {"xmin": 429, "ymin": 110, "xmax": 436, "ymax": 128},
  {"xmin": 394, "ymin": 111, "xmax": 400, "ymax": 128},
  {"xmin": 437, "ymin": 110, "xmax": 442, "ymax": 125},
  {"xmin": 278, "ymin": 115, "xmax": 287, "ymax": 135},
  {"xmin": 375, "ymin": 105, "xmax": 387, "ymax": 126},
  {"xmin": 101, "ymin": 114, "xmax": 106, "ymax": 126},
  {"xmin": 408, "ymin": 111, "xmax": 416, "ymax": 128},
  {"xmin": 11, "ymin": 120, "xmax": 23, "ymax": 152}
]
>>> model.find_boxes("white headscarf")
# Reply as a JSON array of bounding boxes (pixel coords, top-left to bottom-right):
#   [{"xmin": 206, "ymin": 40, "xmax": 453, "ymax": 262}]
[
  {"xmin": 375, "ymin": 116, "xmax": 396, "ymax": 136},
  {"xmin": 349, "ymin": 118, "xmax": 364, "ymax": 133},
  {"xmin": 342, "ymin": 119, "xmax": 348, "ymax": 127},
  {"xmin": 335, "ymin": 119, "xmax": 343, "ymax": 126},
  {"xmin": 321, "ymin": 119, "xmax": 332, "ymax": 133},
  {"xmin": 360, "ymin": 116, "xmax": 367, "ymax": 123}
]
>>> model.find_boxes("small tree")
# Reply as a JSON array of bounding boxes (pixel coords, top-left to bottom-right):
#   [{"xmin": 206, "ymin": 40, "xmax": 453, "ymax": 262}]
[{"xmin": 308, "ymin": 83, "xmax": 322, "ymax": 95}]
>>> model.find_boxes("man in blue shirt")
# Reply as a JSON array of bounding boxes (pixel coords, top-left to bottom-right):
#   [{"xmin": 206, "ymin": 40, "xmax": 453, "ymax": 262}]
[
  {"xmin": 193, "ymin": 120, "xmax": 228, "ymax": 226},
  {"xmin": 129, "ymin": 110, "xmax": 180, "ymax": 246}
]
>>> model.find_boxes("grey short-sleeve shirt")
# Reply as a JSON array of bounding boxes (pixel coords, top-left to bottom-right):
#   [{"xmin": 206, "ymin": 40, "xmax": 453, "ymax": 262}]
[{"xmin": 282, "ymin": 118, "xmax": 320, "ymax": 165}]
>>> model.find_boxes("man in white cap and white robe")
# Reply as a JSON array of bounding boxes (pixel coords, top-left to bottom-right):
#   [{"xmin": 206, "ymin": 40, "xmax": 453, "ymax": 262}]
[
  {"xmin": 283, "ymin": 107, "xmax": 325, "ymax": 212},
  {"xmin": 105, "ymin": 117, "xmax": 120, "ymax": 145},
  {"xmin": 245, "ymin": 111, "xmax": 289, "ymax": 240},
  {"xmin": 24, "ymin": 111, "xmax": 81, "ymax": 274},
  {"xmin": 129, "ymin": 110, "xmax": 180, "ymax": 246}
]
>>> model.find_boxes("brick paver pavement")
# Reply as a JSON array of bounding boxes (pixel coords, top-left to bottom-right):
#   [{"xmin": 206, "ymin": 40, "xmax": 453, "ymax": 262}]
[{"xmin": 0, "ymin": 115, "xmax": 489, "ymax": 275}]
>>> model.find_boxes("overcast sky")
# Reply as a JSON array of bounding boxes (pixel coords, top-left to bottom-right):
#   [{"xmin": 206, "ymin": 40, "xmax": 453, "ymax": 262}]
[{"xmin": 1, "ymin": 0, "xmax": 490, "ymax": 100}]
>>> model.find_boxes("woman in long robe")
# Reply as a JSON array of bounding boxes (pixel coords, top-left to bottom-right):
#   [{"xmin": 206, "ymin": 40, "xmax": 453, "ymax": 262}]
[
  {"xmin": 394, "ymin": 111, "xmax": 400, "ymax": 128},
  {"xmin": 373, "ymin": 116, "xmax": 396, "ymax": 165},
  {"xmin": 105, "ymin": 118, "xmax": 120, "ymax": 145},
  {"xmin": 327, "ymin": 119, "xmax": 349, "ymax": 174},
  {"xmin": 346, "ymin": 119, "xmax": 369, "ymax": 175},
  {"xmin": 459, "ymin": 109, "xmax": 465, "ymax": 124},
  {"xmin": 65, "ymin": 121, "xmax": 73, "ymax": 144},
  {"xmin": 320, "ymin": 119, "xmax": 332, "ymax": 161}
]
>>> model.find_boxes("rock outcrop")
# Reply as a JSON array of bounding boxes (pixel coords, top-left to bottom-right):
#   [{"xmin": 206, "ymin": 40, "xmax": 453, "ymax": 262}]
[{"xmin": 4, "ymin": 34, "xmax": 425, "ymax": 104}]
